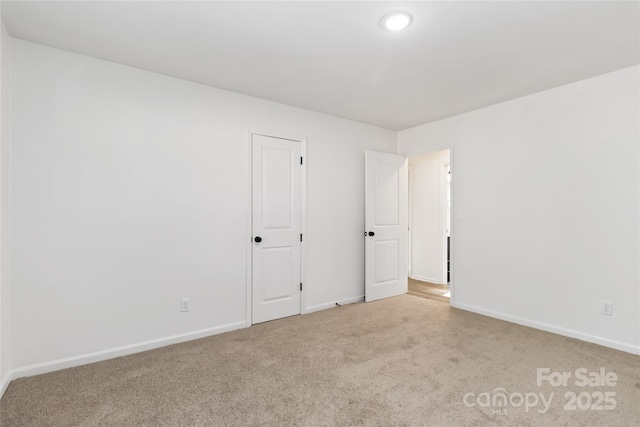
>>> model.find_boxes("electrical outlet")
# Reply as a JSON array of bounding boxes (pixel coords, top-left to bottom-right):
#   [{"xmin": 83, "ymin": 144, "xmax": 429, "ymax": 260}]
[
  {"xmin": 600, "ymin": 300, "xmax": 612, "ymax": 316},
  {"xmin": 181, "ymin": 298, "xmax": 190, "ymax": 312}
]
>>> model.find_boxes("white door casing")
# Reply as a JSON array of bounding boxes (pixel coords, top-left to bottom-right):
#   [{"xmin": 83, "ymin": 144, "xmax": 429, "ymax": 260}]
[
  {"xmin": 365, "ymin": 151, "xmax": 408, "ymax": 302},
  {"xmin": 252, "ymin": 134, "xmax": 301, "ymax": 324}
]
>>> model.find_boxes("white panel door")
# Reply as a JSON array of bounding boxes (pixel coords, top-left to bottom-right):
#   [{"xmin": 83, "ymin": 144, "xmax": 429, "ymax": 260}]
[
  {"xmin": 252, "ymin": 134, "xmax": 301, "ymax": 324},
  {"xmin": 365, "ymin": 151, "xmax": 408, "ymax": 302}
]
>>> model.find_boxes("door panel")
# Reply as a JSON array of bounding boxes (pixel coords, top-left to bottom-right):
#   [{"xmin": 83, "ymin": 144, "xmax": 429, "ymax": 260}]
[
  {"xmin": 262, "ymin": 148, "xmax": 294, "ymax": 230},
  {"xmin": 262, "ymin": 247, "xmax": 294, "ymax": 301},
  {"xmin": 365, "ymin": 151, "xmax": 408, "ymax": 302},
  {"xmin": 252, "ymin": 134, "xmax": 301, "ymax": 324},
  {"xmin": 375, "ymin": 162, "xmax": 400, "ymax": 226},
  {"xmin": 375, "ymin": 239, "xmax": 399, "ymax": 284}
]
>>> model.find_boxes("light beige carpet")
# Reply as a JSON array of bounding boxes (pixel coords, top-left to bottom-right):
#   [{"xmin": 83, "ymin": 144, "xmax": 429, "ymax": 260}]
[{"xmin": 1, "ymin": 295, "xmax": 639, "ymax": 426}]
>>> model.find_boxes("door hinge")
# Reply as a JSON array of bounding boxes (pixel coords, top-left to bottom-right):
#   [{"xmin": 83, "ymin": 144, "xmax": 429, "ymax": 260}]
[
  {"xmin": 300, "ymin": 156, "xmax": 303, "ymax": 165},
  {"xmin": 300, "ymin": 233, "xmax": 303, "ymax": 242},
  {"xmin": 300, "ymin": 283, "xmax": 302, "ymax": 291}
]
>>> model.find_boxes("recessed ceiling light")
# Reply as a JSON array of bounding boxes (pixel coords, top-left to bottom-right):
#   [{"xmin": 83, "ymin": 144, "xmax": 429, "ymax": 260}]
[{"xmin": 381, "ymin": 11, "xmax": 413, "ymax": 31}]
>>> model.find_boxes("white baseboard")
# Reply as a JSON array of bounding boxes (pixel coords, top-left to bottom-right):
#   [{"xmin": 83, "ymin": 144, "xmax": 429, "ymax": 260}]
[
  {"xmin": 0, "ymin": 372, "xmax": 11, "ymax": 399},
  {"xmin": 3, "ymin": 320, "xmax": 247, "ymax": 393},
  {"xmin": 304, "ymin": 295, "xmax": 364, "ymax": 314},
  {"xmin": 409, "ymin": 275, "xmax": 446, "ymax": 285},
  {"xmin": 452, "ymin": 302, "xmax": 640, "ymax": 355}
]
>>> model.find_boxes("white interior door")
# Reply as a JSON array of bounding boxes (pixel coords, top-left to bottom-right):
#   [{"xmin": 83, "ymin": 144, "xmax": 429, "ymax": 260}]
[
  {"xmin": 365, "ymin": 151, "xmax": 408, "ymax": 302},
  {"xmin": 252, "ymin": 134, "xmax": 301, "ymax": 324}
]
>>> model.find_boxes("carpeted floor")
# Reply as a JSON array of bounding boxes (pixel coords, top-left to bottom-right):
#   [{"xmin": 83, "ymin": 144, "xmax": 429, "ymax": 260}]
[{"xmin": 1, "ymin": 295, "xmax": 639, "ymax": 426}]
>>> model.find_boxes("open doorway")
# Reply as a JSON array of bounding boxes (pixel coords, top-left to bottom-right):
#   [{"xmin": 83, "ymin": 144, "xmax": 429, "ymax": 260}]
[{"xmin": 407, "ymin": 149, "xmax": 451, "ymax": 303}]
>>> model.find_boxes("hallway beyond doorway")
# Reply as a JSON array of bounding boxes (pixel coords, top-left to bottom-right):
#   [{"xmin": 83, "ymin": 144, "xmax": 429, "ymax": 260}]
[{"xmin": 407, "ymin": 278, "xmax": 449, "ymax": 304}]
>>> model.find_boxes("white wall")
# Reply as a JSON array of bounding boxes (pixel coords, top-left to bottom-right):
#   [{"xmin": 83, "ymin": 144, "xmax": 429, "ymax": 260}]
[
  {"xmin": 399, "ymin": 66, "xmax": 640, "ymax": 353},
  {"xmin": 0, "ymin": 19, "xmax": 11, "ymax": 394},
  {"xmin": 9, "ymin": 40, "xmax": 396, "ymax": 375},
  {"xmin": 408, "ymin": 150, "xmax": 449, "ymax": 284}
]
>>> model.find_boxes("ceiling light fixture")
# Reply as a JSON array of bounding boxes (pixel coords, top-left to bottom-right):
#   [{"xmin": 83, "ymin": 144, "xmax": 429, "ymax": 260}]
[{"xmin": 381, "ymin": 11, "xmax": 413, "ymax": 31}]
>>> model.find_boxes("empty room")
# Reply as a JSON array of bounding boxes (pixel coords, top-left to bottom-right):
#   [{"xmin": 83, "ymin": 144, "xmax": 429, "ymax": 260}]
[{"xmin": 0, "ymin": 1, "xmax": 639, "ymax": 426}]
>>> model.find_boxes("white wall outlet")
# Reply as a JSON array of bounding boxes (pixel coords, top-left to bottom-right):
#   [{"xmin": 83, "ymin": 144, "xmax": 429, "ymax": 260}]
[
  {"xmin": 181, "ymin": 298, "xmax": 190, "ymax": 312},
  {"xmin": 600, "ymin": 300, "xmax": 612, "ymax": 316}
]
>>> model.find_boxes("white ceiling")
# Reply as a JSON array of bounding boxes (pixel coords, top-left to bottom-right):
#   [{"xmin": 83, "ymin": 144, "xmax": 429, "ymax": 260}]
[{"xmin": 2, "ymin": 1, "xmax": 639, "ymax": 130}]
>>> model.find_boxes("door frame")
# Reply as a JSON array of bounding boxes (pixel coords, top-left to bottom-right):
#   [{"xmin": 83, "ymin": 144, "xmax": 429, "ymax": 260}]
[
  {"xmin": 403, "ymin": 146, "xmax": 455, "ymax": 306},
  {"xmin": 245, "ymin": 129, "xmax": 307, "ymax": 326},
  {"xmin": 407, "ymin": 166, "xmax": 413, "ymax": 277},
  {"xmin": 441, "ymin": 162, "xmax": 450, "ymax": 286}
]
